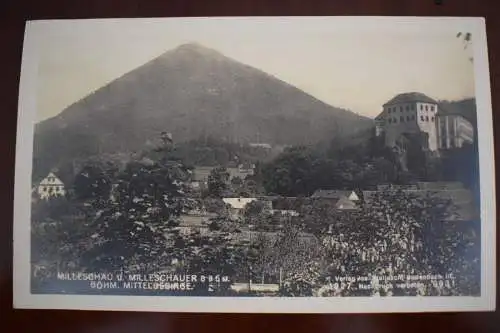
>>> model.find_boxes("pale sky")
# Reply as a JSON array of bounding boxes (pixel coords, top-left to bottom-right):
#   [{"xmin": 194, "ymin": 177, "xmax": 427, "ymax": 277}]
[{"xmin": 33, "ymin": 18, "xmax": 476, "ymax": 121}]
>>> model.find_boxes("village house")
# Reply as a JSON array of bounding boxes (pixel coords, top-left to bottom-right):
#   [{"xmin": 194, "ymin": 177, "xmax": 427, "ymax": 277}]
[
  {"xmin": 190, "ymin": 164, "xmax": 256, "ymax": 190},
  {"xmin": 264, "ymin": 196, "xmax": 301, "ymax": 217},
  {"xmin": 36, "ymin": 172, "xmax": 66, "ymax": 199},
  {"xmin": 311, "ymin": 190, "xmax": 360, "ymax": 210},
  {"xmin": 176, "ymin": 212, "xmax": 216, "ymax": 236},
  {"xmin": 375, "ymin": 92, "xmax": 475, "ymax": 152},
  {"xmin": 222, "ymin": 197, "xmax": 259, "ymax": 220}
]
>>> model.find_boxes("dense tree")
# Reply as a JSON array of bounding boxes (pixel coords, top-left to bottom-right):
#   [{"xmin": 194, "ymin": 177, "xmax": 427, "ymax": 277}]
[
  {"xmin": 207, "ymin": 167, "xmax": 230, "ymax": 197},
  {"xmin": 260, "ymin": 124, "xmax": 479, "ymax": 196},
  {"xmin": 78, "ymin": 157, "xmax": 192, "ymax": 273},
  {"xmin": 31, "ymin": 196, "xmax": 97, "ymax": 287},
  {"xmin": 73, "ymin": 165, "xmax": 113, "ymax": 201},
  {"xmin": 261, "ymin": 146, "xmax": 320, "ymax": 196},
  {"xmin": 280, "ymin": 189, "xmax": 479, "ymax": 296}
]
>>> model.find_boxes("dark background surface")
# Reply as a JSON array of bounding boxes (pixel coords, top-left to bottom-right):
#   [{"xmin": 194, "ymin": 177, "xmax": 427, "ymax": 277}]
[{"xmin": 1, "ymin": 0, "xmax": 499, "ymax": 332}]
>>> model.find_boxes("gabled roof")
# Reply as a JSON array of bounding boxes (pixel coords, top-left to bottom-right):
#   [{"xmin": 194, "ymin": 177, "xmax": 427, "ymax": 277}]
[
  {"xmin": 39, "ymin": 172, "xmax": 65, "ymax": 186},
  {"xmin": 383, "ymin": 92, "xmax": 438, "ymax": 106},
  {"xmin": 311, "ymin": 190, "xmax": 358, "ymax": 200},
  {"xmin": 374, "ymin": 111, "xmax": 385, "ymax": 121},
  {"xmin": 223, "ymin": 197, "xmax": 257, "ymax": 209},
  {"xmin": 335, "ymin": 196, "xmax": 358, "ymax": 210}
]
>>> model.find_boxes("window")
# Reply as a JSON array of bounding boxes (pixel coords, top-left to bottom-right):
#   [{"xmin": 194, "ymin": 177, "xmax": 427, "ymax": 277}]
[
  {"xmin": 425, "ymin": 105, "xmax": 429, "ymax": 111},
  {"xmin": 405, "ymin": 105, "xmax": 409, "ymax": 111},
  {"xmin": 43, "ymin": 187, "xmax": 47, "ymax": 192},
  {"xmin": 420, "ymin": 105, "xmax": 423, "ymax": 111},
  {"xmin": 400, "ymin": 116, "xmax": 404, "ymax": 122},
  {"xmin": 400, "ymin": 106, "xmax": 403, "ymax": 112},
  {"xmin": 421, "ymin": 116, "xmax": 425, "ymax": 121},
  {"xmin": 388, "ymin": 118, "xmax": 392, "ymax": 124},
  {"xmin": 431, "ymin": 116, "xmax": 435, "ymax": 122},
  {"xmin": 431, "ymin": 105, "xmax": 435, "ymax": 112},
  {"xmin": 387, "ymin": 109, "xmax": 391, "ymax": 114},
  {"xmin": 393, "ymin": 118, "xmax": 397, "ymax": 124},
  {"xmin": 426, "ymin": 116, "xmax": 429, "ymax": 122},
  {"xmin": 411, "ymin": 104, "xmax": 415, "ymax": 110}
]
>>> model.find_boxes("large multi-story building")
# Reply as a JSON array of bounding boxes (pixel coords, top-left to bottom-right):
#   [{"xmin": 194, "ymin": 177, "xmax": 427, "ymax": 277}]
[{"xmin": 375, "ymin": 92, "xmax": 474, "ymax": 152}]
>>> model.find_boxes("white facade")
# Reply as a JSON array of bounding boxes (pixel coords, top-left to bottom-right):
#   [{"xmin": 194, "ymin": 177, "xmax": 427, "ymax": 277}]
[
  {"xmin": 437, "ymin": 115, "xmax": 474, "ymax": 149},
  {"xmin": 382, "ymin": 101, "xmax": 438, "ymax": 151},
  {"xmin": 37, "ymin": 172, "xmax": 66, "ymax": 199}
]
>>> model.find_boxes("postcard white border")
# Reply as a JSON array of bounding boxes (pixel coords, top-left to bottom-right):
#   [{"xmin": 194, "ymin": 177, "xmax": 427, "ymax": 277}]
[{"xmin": 13, "ymin": 16, "xmax": 496, "ymax": 313}]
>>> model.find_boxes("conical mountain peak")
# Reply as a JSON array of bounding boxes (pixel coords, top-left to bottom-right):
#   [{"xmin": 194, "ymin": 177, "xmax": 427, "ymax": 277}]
[
  {"xmin": 167, "ymin": 42, "xmax": 225, "ymax": 58},
  {"xmin": 33, "ymin": 43, "xmax": 372, "ymax": 180}
]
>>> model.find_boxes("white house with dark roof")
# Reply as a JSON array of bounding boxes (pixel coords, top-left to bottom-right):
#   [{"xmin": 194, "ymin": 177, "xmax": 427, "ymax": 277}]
[
  {"xmin": 311, "ymin": 190, "xmax": 360, "ymax": 210},
  {"xmin": 222, "ymin": 197, "xmax": 258, "ymax": 219},
  {"xmin": 37, "ymin": 172, "xmax": 66, "ymax": 199},
  {"xmin": 375, "ymin": 92, "xmax": 474, "ymax": 151}
]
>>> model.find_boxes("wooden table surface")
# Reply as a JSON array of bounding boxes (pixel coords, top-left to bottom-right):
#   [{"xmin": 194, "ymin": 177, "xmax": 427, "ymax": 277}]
[{"xmin": 1, "ymin": 0, "xmax": 498, "ymax": 332}]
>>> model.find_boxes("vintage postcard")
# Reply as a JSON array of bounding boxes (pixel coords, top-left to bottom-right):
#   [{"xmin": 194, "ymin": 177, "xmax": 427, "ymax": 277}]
[{"xmin": 13, "ymin": 17, "xmax": 495, "ymax": 312}]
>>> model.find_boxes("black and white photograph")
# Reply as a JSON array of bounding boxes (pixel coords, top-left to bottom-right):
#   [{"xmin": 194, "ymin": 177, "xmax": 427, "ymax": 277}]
[{"xmin": 13, "ymin": 17, "xmax": 495, "ymax": 312}]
